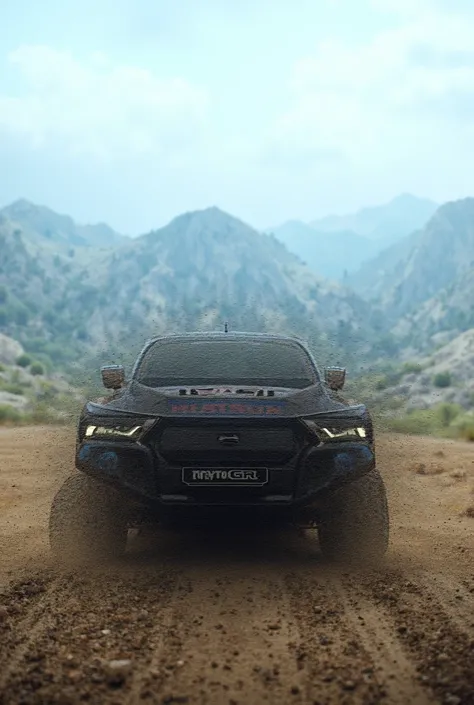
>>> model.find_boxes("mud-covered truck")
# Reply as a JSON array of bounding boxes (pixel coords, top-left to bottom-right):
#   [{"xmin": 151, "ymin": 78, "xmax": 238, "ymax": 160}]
[{"xmin": 49, "ymin": 332, "xmax": 389, "ymax": 564}]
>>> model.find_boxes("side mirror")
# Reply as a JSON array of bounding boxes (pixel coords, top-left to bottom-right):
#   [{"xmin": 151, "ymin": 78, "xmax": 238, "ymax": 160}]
[
  {"xmin": 101, "ymin": 364, "xmax": 125, "ymax": 390},
  {"xmin": 324, "ymin": 366, "xmax": 346, "ymax": 391}
]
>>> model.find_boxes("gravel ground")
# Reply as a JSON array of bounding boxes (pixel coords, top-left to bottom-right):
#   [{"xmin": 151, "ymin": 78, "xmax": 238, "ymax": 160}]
[{"xmin": 0, "ymin": 427, "xmax": 473, "ymax": 705}]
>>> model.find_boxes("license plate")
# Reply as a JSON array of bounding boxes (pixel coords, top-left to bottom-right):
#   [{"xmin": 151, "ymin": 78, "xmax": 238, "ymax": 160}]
[{"xmin": 182, "ymin": 467, "xmax": 268, "ymax": 486}]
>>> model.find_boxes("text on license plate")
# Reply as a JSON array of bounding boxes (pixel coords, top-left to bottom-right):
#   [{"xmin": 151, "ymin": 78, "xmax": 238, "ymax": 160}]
[{"xmin": 182, "ymin": 467, "xmax": 268, "ymax": 486}]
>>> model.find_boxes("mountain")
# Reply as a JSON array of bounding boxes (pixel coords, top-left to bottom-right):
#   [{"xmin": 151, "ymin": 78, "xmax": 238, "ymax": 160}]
[
  {"xmin": 0, "ymin": 205, "xmax": 380, "ymax": 371},
  {"xmin": 269, "ymin": 194, "xmax": 437, "ymax": 281},
  {"xmin": 79, "ymin": 208, "xmax": 378, "ymax": 365},
  {"xmin": 310, "ymin": 193, "xmax": 438, "ymax": 245},
  {"xmin": 386, "ymin": 199, "xmax": 474, "ymax": 314},
  {"xmin": 347, "ymin": 229, "xmax": 424, "ymax": 299},
  {"xmin": 0, "ymin": 212, "xmax": 87, "ymax": 355},
  {"xmin": 394, "ymin": 266, "xmax": 474, "ymax": 354},
  {"xmin": 349, "ymin": 198, "xmax": 474, "ymax": 352},
  {"xmin": 267, "ymin": 220, "xmax": 377, "ymax": 280},
  {"xmin": 1, "ymin": 199, "xmax": 127, "ymax": 251}
]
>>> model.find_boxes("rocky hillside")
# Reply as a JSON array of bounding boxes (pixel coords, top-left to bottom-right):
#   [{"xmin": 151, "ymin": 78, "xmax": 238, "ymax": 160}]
[
  {"xmin": 347, "ymin": 230, "xmax": 424, "ymax": 299},
  {"xmin": 0, "ymin": 213, "xmax": 92, "ymax": 357},
  {"xmin": 386, "ymin": 199, "xmax": 474, "ymax": 316},
  {"xmin": 76, "ymin": 207, "xmax": 379, "ymax": 366},
  {"xmin": 0, "ymin": 203, "xmax": 381, "ymax": 371},
  {"xmin": 349, "ymin": 198, "xmax": 474, "ymax": 353},
  {"xmin": 1, "ymin": 195, "xmax": 472, "ymax": 388},
  {"xmin": 362, "ymin": 329, "xmax": 474, "ymax": 413},
  {"xmin": 0, "ymin": 333, "xmax": 83, "ymax": 423}
]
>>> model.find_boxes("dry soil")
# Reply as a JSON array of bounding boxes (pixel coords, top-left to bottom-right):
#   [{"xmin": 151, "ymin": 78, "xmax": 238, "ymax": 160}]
[{"xmin": 0, "ymin": 426, "xmax": 473, "ymax": 705}]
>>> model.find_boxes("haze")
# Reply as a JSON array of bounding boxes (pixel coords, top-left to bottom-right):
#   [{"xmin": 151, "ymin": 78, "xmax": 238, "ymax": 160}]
[{"xmin": 2, "ymin": 0, "xmax": 474, "ymax": 233}]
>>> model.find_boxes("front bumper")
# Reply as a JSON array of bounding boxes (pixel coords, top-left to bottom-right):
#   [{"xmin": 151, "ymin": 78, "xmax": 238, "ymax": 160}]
[{"xmin": 76, "ymin": 438, "xmax": 375, "ymax": 510}]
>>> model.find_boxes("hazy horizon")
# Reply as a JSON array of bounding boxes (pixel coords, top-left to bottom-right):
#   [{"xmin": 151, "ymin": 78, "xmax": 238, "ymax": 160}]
[{"xmin": 0, "ymin": 191, "xmax": 438, "ymax": 237}]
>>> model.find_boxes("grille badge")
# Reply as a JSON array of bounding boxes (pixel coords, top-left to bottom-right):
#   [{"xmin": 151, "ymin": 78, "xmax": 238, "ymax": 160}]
[{"xmin": 217, "ymin": 434, "xmax": 240, "ymax": 445}]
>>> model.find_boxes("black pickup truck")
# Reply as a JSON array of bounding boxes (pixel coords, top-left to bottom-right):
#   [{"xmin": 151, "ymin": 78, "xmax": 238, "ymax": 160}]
[{"xmin": 49, "ymin": 331, "xmax": 389, "ymax": 564}]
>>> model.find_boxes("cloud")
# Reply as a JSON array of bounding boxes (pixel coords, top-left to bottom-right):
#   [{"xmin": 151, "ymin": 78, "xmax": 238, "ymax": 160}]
[
  {"xmin": 0, "ymin": 45, "xmax": 209, "ymax": 163},
  {"xmin": 266, "ymin": 6, "xmax": 474, "ymax": 168},
  {"xmin": 372, "ymin": 0, "xmax": 474, "ymax": 15}
]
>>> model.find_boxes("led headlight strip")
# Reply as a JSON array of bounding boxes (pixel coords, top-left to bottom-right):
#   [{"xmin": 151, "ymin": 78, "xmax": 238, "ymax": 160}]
[
  {"xmin": 302, "ymin": 418, "xmax": 367, "ymax": 440},
  {"xmin": 84, "ymin": 418, "xmax": 157, "ymax": 439},
  {"xmin": 85, "ymin": 425, "xmax": 143, "ymax": 439}
]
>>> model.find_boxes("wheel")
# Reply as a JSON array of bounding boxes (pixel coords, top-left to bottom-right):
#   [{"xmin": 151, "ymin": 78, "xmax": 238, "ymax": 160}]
[
  {"xmin": 318, "ymin": 468, "xmax": 389, "ymax": 565},
  {"xmin": 49, "ymin": 473, "xmax": 128, "ymax": 565}
]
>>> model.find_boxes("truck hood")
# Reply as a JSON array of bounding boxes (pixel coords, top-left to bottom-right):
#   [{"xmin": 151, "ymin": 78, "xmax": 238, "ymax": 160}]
[{"xmin": 86, "ymin": 379, "xmax": 368, "ymax": 422}]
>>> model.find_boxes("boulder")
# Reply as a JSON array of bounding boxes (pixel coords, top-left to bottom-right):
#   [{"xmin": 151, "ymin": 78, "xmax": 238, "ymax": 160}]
[{"xmin": 0, "ymin": 334, "xmax": 24, "ymax": 365}]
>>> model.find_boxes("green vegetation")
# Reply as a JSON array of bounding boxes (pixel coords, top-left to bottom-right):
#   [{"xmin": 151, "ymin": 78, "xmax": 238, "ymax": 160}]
[
  {"xmin": 402, "ymin": 361, "xmax": 423, "ymax": 374},
  {"xmin": 0, "ymin": 405, "xmax": 22, "ymax": 424},
  {"xmin": 378, "ymin": 402, "xmax": 474, "ymax": 442},
  {"xmin": 30, "ymin": 362, "xmax": 45, "ymax": 376},
  {"xmin": 16, "ymin": 353, "xmax": 33, "ymax": 368},
  {"xmin": 0, "ymin": 382, "xmax": 25, "ymax": 395},
  {"xmin": 433, "ymin": 371, "xmax": 452, "ymax": 388}
]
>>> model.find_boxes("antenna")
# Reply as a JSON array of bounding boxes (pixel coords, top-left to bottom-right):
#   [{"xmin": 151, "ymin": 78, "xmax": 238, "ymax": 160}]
[{"xmin": 224, "ymin": 321, "xmax": 229, "ymax": 333}]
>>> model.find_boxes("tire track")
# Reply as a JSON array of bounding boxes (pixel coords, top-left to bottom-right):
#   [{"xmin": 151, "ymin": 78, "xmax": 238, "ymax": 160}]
[
  {"xmin": 126, "ymin": 573, "xmax": 188, "ymax": 704},
  {"xmin": 1, "ymin": 428, "xmax": 474, "ymax": 704},
  {"xmin": 0, "ymin": 571, "xmax": 72, "ymax": 695},
  {"xmin": 336, "ymin": 574, "xmax": 434, "ymax": 705},
  {"xmin": 130, "ymin": 565, "xmax": 306, "ymax": 705},
  {"xmin": 0, "ymin": 564, "xmax": 178, "ymax": 705},
  {"xmin": 285, "ymin": 569, "xmax": 390, "ymax": 704},
  {"xmin": 356, "ymin": 568, "xmax": 474, "ymax": 705},
  {"xmin": 416, "ymin": 571, "xmax": 474, "ymax": 635}
]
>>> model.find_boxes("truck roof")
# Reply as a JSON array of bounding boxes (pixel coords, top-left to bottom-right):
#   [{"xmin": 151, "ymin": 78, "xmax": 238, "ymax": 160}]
[{"xmin": 144, "ymin": 331, "xmax": 308, "ymax": 346}]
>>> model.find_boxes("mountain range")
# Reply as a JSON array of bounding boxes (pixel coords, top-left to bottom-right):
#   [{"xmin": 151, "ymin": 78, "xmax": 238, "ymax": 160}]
[
  {"xmin": 2, "ymin": 199, "xmax": 126, "ymax": 252},
  {"xmin": 310, "ymin": 193, "xmax": 438, "ymax": 242},
  {"xmin": 0, "ymin": 202, "xmax": 379, "ymax": 373},
  {"xmin": 0, "ymin": 194, "xmax": 472, "ymax": 387},
  {"xmin": 268, "ymin": 194, "xmax": 438, "ymax": 280}
]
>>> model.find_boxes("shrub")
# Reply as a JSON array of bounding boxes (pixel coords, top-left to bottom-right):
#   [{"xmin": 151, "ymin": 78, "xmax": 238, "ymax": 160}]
[
  {"xmin": 30, "ymin": 362, "xmax": 45, "ymax": 376},
  {"xmin": 36, "ymin": 380, "xmax": 58, "ymax": 402},
  {"xmin": 460, "ymin": 425, "xmax": 474, "ymax": 442},
  {"xmin": 25, "ymin": 402, "xmax": 56, "ymax": 424},
  {"xmin": 374, "ymin": 375, "xmax": 389, "ymax": 391},
  {"xmin": 433, "ymin": 371, "xmax": 452, "ymax": 388},
  {"xmin": 1, "ymin": 383, "xmax": 24, "ymax": 395},
  {"xmin": 402, "ymin": 361, "xmax": 423, "ymax": 375},
  {"xmin": 450, "ymin": 415, "xmax": 474, "ymax": 442},
  {"xmin": 0, "ymin": 405, "xmax": 22, "ymax": 424},
  {"xmin": 437, "ymin": 403, "xmax": 461, "ymax": 428},
  {"xmin": 16, "ymin": 353, "xmax": 33, "ymax": 368},
  {"xmin": 384, "ymin": 408, "xmax": 440, "ymax": 436}
]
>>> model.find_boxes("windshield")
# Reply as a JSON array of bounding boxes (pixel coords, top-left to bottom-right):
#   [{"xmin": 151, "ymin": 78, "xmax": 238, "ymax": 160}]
[{"xmin": 135, "ymin": 339, "xmax": 317, "ymax": 389}]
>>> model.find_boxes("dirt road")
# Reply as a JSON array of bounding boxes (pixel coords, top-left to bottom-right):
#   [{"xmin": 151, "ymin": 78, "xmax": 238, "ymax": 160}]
[{"xmin": 0, "ymin": 426, "xmax": 473, "ymax": 705}]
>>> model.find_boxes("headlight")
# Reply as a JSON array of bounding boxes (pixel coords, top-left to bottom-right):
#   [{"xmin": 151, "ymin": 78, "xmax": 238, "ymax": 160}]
[
  {"xmin": 302, "ymin": 419, "xmax": 367, "ymax": 441},
  {"xmin": 85, "ymin": 423, "xmax": 149, "ymax": 439}
]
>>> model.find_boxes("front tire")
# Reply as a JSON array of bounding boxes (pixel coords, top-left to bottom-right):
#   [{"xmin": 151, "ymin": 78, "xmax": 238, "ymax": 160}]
[
  {"xmin": 318, "ymin": 468, "xmax": 389, "ymax": 565},
  {"xmin": 49, "ymin": 474, "xmax": 128, "ymax": 565}
]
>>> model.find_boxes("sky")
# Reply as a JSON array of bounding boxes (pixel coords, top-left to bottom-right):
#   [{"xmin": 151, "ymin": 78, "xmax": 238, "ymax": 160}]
[{"xmin": 1, "ymin": 0, "xmax": 474, "ymax": 234}]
